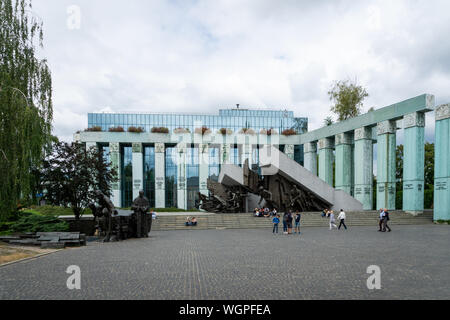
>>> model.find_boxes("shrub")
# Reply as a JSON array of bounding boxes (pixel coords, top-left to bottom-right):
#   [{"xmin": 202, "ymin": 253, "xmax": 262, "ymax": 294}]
[
  {"xmin": 195, "ymin": 127, "xmax": 211, "ymax": 135},
  {"xmin": 151, "ymin": 127, "xmax": 169, "ymax": 133},
  {"xmin": 108, "ymin": 126, "xmax": 125, "ymax": 132},
  {"xmin": 84, "ymin": 126, "xmax": 102, "ymax": 132},
  {"xmin": 25, "ymin": 205, "xmax": 92, "ymax": 216},
  {"xmin": 128, "ymin": 126, "xmax": 144, "ymax": 133},
  {"xmin": 6, "ymin": 211, "xmax": 69, "ymax": 234},
  {"xmin": 282, "ymin": 129, "xmax": 297, "ymax": 136},
  {"xmin": 239, "ymin": 128, "xmax": 255, "ymax": 135},
  {"xmin": 424, "ymin": 189, "xmax": 433, "ymax": 209},
  {"xmin": 260, "ymin": 128, "xmax": 278, "ymax": 136},
  {"xmin": 218, "ymin": 128, "xmax": 233, "ymax": 135},
  {"xmin": 174, "ymin": 127, "xmax": 190, "ymax": 134}
]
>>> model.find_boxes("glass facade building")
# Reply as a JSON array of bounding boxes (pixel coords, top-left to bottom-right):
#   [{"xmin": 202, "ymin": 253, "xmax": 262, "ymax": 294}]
[
  {"xmin": 79, "ymin": 107, "xmax": 308, "ymax": 209},
  {"xmin": 88, "ymin": 108, "xmax": 307, "ymax": 134}
]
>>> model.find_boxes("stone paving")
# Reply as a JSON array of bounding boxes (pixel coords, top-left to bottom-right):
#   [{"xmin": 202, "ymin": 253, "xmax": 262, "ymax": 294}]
[{"xmin": 0, "ymin": 225, "xmax": 449, "ymax": 300}]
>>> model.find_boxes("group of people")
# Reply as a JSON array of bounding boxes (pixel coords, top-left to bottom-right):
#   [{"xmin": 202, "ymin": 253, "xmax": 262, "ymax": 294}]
[
  {"xmin": 253, "ymin": 207, "xmax": 277, "ymax": 217},
  {"xmin": 322, "ymin": 208, "xmax": 348, "ymax": 230},
  {"xmin": 185, "ymin": 216, "xmax": 197, "ymax": 226},
  {"xmin": 272, "ymin": 210, "xmax": 302, "ymax": 235}
]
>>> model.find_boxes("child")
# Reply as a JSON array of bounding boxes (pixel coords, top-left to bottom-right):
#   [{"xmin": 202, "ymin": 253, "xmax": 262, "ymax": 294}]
[{"xmin": 272, "ymin": 215, "xmax": 280, "ymax": 233}]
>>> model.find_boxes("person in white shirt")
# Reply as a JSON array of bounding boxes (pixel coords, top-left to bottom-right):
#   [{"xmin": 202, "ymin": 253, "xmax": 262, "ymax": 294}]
[
  {"xmin": 337, "ymin": 209, "xmax": 347, "ymax": 230},
  {"xmin": 329, "ymin": 210, "xmax": 337, "ymax": 230},
  {"xmin": 378, "ymin": 209, "xmax": 385, "ymax": 231}
]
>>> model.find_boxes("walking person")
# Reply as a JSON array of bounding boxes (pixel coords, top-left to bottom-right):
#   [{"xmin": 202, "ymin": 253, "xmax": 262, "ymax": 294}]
[
  {"xmin": 294, "ymin": 211, "xmax": 301, "ymax": 234},
  {"xmin": 378, "ymin": 208, "xmax": 385, "ymax": 231},
  {"xmin": 272, "ymin": 214, "xmax": 280, "ymax": 234},
  {"xmin": 382, "ymin": 208, "xmax": 391, "ymax": 232},
  {"xmin": 329, "ymin": 210, "xmax": 337, "ymax": 230},
  {"xmin": 337, "ymin": 209, "xmax": 347, "ymax": 230}
]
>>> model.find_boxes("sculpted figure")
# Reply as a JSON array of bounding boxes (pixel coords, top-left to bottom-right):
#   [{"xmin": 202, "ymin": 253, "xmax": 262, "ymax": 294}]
[
  {"xmin": 91, "ymin": 190, "xmax": 118, "ymax": 242},
  {"xmin": 131, "ymin": 190, "xmax": 151, "ymax": 238}
]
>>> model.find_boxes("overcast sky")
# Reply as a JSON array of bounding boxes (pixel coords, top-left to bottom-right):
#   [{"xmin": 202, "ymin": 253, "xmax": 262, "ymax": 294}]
[{"xmin": 31, "ymin": 0, "xmax": 450, "ymax": 143}]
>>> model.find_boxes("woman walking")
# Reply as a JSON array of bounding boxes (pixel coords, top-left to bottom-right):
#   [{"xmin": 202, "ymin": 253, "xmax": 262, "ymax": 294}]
[{"xmin": 329, "ymin": 210, "xmax": 337, "ymax": 230}]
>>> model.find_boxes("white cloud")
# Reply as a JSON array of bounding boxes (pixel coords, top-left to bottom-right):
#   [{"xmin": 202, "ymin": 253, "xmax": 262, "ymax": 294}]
[{"xmin": 31, "ymin": 0, "xmax": 450, "ymax": 142}]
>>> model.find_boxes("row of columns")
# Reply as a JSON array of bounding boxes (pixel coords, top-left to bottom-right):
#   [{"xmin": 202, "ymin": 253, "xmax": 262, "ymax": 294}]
[
  {"xmin": 434, "ymin": 104, "xmax": 450, "ymax": 220},
  {"xmin": 303, "ymin": 112, "xmax": 426, "ymax": 212}
]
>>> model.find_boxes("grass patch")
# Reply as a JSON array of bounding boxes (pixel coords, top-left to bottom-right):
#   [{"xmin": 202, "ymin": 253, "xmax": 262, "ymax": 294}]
[{"xmin": 435, "ymin": 220, "xmax": 450, "ymax": 225}]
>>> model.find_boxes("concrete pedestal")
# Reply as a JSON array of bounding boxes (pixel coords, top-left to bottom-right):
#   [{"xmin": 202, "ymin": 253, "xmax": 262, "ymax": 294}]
[
  {"xmin": 434, "ymin": 104, "xmax": 450, "ymax": 221},
  {"xmin": 377, "ymin": 120, "xmax": 396, "ymax": 210},
  {"xmin": 403, "ymin": 112, "xmax": 425, "ymax": 213},
  {"xmin": 318, "ymin": 138, "xmax": 334, "ymax": 186},
  {"xmin": 354, "ymin": 127, "xmax": 373, "ymax": 210}
]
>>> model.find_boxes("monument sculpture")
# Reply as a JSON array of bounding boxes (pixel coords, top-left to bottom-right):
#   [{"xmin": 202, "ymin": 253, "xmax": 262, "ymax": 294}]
[
  {"xmin": 131, "ymin": 190, "xmax": 152, "ymax": 238},
  {"xmin": 198, "ymin": 159, "xmax": 330, "ymax": 213},
  {"xmin": 89, "ymin": 190, "xmax": 152, "ymax": 242}
]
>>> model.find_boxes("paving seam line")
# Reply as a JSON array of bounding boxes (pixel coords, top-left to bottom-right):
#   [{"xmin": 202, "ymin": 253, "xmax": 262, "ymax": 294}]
[{"xmin": 0, "ymin": 249, "xmax": 64, "ymax": 268}]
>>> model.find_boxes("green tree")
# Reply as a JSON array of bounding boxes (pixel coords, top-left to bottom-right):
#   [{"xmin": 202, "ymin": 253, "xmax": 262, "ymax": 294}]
[
  {"xmin": 328, "ymin": 79, "xmax": 368, "ymax": 121},
  {"xmin": 0, "ymin": 0, "xmax": 53, "ymax": 220},
  {"xmin": 41, "ymin": 142, "xmax": 117, "ymax": 219},
  {"xmin": 424, "ymin": 142, "xmax": 434, "ymax": 188}
]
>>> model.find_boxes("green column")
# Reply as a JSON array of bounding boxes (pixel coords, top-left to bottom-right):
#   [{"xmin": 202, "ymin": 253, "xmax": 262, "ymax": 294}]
[
  {"xmin": 376, "ymin": 120, "xmax": 396, "ymax": 210},
  {"xmin": 403, "ymin": 112, "xmax": 425, "ymax": 213},
  {"xmin": 354, "ymin": 127, "xmax": 373, "ymax": 210},
  {"xmin": 335, "ymin": 133, "xmax": 353, "ymax": 195},
  {"xmin": 109, "ymin": 142, "xmax": 121, "ymax": 207},
  {"xmin": 434, "ymin": 104, "xmax": 450, "ymax": 221},
  {"xmin": 318, "ymin": 137, "xmax": 334, "ymax": 186},
  {"xmin": 304, "ymin": 142, "xmax": 317, "ymax": 175}
]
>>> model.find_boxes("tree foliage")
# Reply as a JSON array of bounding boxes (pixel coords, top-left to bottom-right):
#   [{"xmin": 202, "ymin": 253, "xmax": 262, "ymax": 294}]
[
  {"xmin": 41, "ymin": 142, "xmax": 117, "ymax": 219},
  {"xmin": 328, "ymin": 80, "xmax": 368, "ymax": 121},
  {"xmin": 0, "ymin": 0, "xmax": 53, "ymax": 220}
]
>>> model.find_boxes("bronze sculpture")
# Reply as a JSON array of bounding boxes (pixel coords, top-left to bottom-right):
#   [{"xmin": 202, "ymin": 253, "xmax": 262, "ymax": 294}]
[
  {"xmin": 199, "ymin": 159, "xmax": 329, "ymax": 213},
  {"xmin": 89, "ymin": 190, "xmax": 152, "ymax": 242},
  {"xmin": 131, "ymin": 190, "xmax": 151, "ymax": 238}
]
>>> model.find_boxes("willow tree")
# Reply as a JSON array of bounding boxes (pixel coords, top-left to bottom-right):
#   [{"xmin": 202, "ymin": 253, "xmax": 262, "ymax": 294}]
[{"xmin": 0, "ymin": 0, "xmax": 53, "ymax": 220}]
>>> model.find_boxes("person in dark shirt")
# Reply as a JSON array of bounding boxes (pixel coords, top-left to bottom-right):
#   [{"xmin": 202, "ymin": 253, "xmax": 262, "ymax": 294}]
[{"xmin": 294, "ymin": 211, "xmax": 301, "ymax": 234}]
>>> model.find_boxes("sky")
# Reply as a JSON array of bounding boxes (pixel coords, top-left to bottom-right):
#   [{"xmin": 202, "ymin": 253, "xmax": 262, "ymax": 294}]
[{"xmin": 30, "ymin": 0, "xmax": 450, "ymax": 143}]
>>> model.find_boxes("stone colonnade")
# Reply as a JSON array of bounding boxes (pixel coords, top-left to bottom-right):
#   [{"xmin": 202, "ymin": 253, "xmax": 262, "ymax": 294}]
[{"xmin": 302, "ymin": 111, "xmax": 434, "ymax": 213}]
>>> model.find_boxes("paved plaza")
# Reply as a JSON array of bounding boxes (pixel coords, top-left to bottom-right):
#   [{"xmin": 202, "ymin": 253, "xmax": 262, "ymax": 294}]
[{"xmin": 0, "ymin": 225, "xmax": 449, "ymax": 300}]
